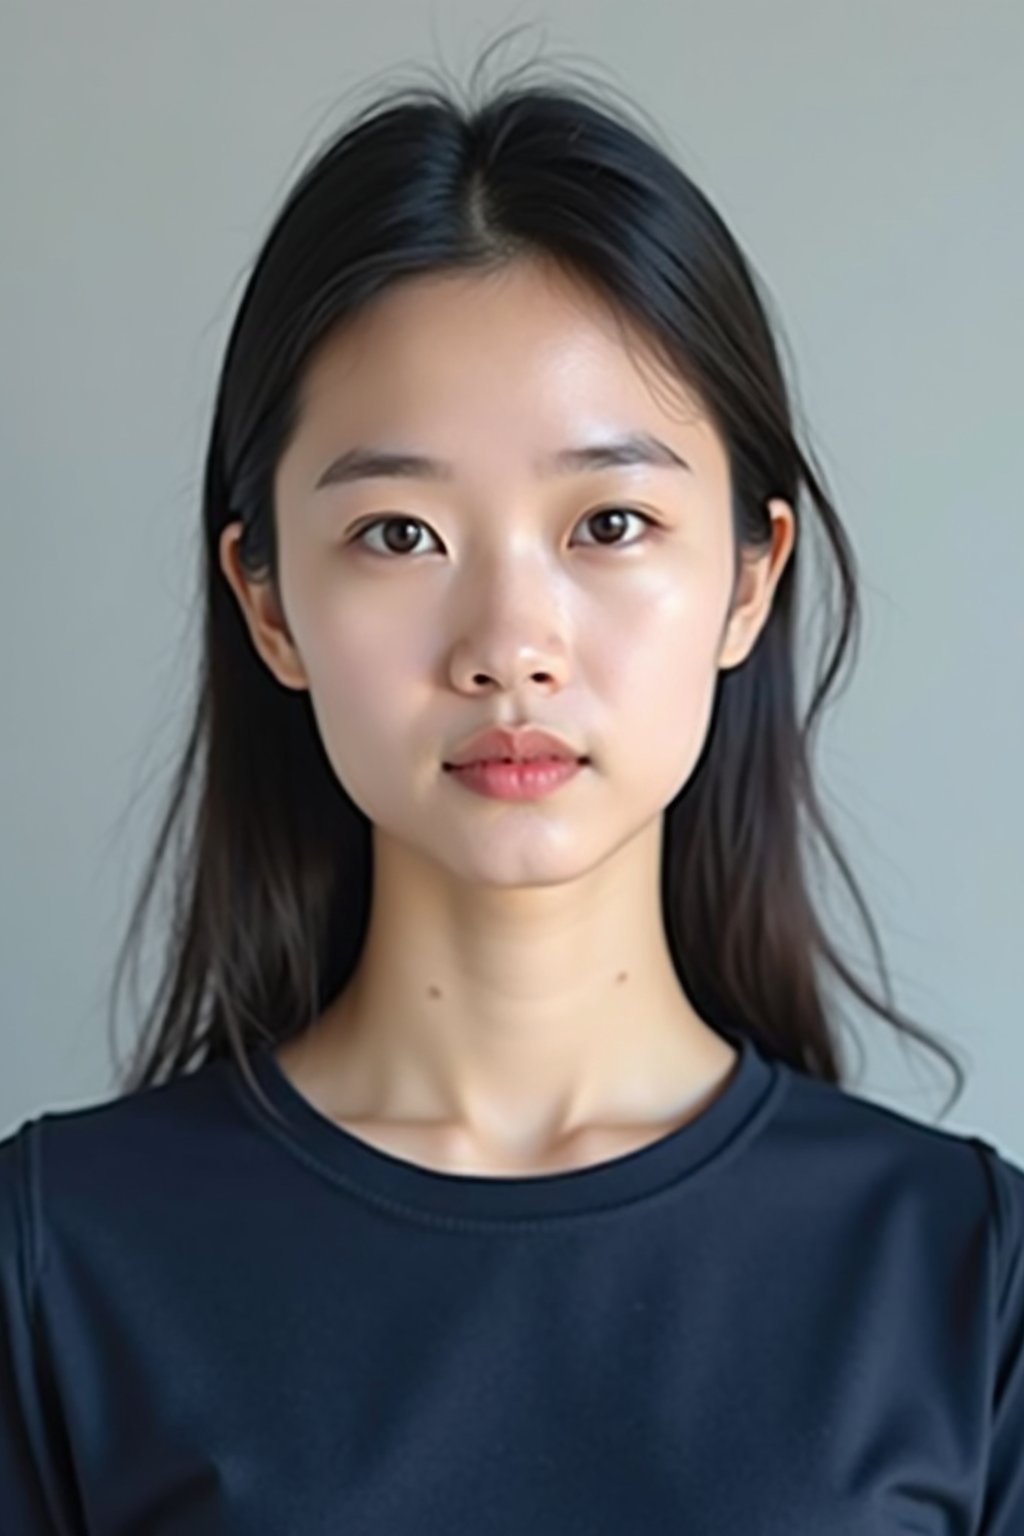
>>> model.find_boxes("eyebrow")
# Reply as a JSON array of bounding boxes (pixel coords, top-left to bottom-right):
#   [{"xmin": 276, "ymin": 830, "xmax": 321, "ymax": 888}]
[{"xmin": 313, "ymin": 430, "xmax": 693, "ymax": 491}]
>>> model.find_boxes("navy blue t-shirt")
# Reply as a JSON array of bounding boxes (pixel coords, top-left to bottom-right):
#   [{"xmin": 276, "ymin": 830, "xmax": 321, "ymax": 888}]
[{"xmin": 1, "ymin": 1029, "xmax": 1022, "ymax": 1534}]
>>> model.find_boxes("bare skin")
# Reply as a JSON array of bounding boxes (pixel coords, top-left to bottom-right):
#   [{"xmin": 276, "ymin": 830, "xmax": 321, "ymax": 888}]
[{"xmin": 218, "ymin": 256, "xmax": 795, "ymax": 1176}]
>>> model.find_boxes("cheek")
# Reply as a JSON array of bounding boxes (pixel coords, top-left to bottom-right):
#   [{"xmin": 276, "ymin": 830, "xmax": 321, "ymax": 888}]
[
  {"xmin": 596, "ymin": 576, "xmax": 724, "ymax": 712},
  {"xmin": 305, "ymin": 637, "xmax": 415, "ymax": 771},
  {"xmin": 297, "ymin": 592, "xmax": 447, "ymax": 821},
  {"xmin": 296, "ymin": 569, "xmax": 423, "ymax": 713},
  {"xmin": 591, "ymin": 579, "xmax": 725, "ymax": 792},
  {"xmin": 306, "ymin": 679, "xmax": 407, "ymax": 824}
]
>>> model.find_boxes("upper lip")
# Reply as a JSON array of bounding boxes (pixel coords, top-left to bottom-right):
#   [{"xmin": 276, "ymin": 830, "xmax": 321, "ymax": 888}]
[{"xmin": 444, "ymin": 725, "xmax": 587, "ymax": 767}]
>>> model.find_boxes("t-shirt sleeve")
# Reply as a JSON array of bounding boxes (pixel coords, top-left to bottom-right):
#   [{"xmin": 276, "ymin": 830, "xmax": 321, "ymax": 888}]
[
  {"xmin": 973, "ymin": 1138, "xmax": 1024, "ymax": 1535},
  {"xmin": 0, "ymin": 1118, "xmax": 78, "ymax": 1534}
]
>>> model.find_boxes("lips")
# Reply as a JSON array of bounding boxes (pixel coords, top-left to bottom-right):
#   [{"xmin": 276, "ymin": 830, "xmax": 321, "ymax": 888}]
[{"xmin": 444, "ymin": 724, "xmax": 587, "ymax": 768}]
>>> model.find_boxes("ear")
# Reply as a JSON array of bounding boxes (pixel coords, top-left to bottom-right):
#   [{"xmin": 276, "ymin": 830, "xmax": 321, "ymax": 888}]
[
  {"xmin": 218, "ymin": 521, "xmax": 310, "ymax": 692},
  {"xmin": 717, "ymin": 498, "xmax": 796, "ymax": 671}
]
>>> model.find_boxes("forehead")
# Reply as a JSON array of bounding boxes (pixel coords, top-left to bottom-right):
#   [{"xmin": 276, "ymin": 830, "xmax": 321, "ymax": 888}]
[{"xmin": 284, "ymin": 260, "xmax": 725, "ymax": 495}]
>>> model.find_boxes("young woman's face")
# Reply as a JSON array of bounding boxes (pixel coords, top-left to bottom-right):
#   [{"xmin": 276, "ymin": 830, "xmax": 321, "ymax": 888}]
[{"xmin": 228, "ymin": 258, "xmax": 792, "ymax": 889}]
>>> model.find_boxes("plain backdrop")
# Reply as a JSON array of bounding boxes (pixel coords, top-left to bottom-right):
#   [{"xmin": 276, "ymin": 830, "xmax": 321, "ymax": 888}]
[{"xmin": 1, "ymin": 0, "xmax": 1021, "ymax": 1154}]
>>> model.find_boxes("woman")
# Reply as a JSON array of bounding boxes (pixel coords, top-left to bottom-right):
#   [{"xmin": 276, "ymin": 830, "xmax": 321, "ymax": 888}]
[{"xmin": 2, "ymin": 48, "xmax": 1021, "ymax": 1534}]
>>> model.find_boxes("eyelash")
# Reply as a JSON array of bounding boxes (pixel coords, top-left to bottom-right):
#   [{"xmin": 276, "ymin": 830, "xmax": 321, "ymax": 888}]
[{"xmin": 346, "ymin": 506, "xmax": 660, "ymax": 559}]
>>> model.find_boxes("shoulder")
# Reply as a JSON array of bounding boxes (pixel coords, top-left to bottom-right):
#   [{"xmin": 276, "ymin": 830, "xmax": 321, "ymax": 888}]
[
  {"xmin": 772, "ymin": 1059, "xmax": 1024, "ymax": 1263},
  {"xmin": 967, "ymin": 1132, "xmax": 1024, "ymax": 1314},
  {"xmin": 0, "ymin": 1115, "xmax": 41, "ymax": 1310},
  {"xmin": 0, "ymin": 1056, "xmax": 246, "ymax": 1255}
]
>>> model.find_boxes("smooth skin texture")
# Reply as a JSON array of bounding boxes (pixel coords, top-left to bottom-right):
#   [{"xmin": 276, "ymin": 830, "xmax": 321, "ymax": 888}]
[{"xmin": 218, "ymin": 257, "xmax": 795, "ymax": 1175}]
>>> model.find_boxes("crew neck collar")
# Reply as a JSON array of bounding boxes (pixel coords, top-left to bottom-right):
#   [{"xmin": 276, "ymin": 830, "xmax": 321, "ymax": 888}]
[{"xmin": 234, "ymin": 1027, "xmax": 787, "ymax": 1226}]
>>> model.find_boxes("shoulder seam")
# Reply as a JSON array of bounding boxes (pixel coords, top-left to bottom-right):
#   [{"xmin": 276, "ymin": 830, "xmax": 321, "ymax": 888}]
[
  {"xmin": 825, "ymin": 1079, "xmax": 988, "ymax": 1151},
  {"xmin": 13, "ymin": 1119, "xmax": 47, "ymax": 1332},
  {"xmin": 966, "ymin": 1134, "xmax": 1021, "ymax": 1321}
]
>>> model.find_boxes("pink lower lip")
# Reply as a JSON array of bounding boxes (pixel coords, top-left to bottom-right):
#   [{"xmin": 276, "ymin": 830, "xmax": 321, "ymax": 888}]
[{"xmin": 444, "ymin": 757, "xmax": 586, "ymax": 800}]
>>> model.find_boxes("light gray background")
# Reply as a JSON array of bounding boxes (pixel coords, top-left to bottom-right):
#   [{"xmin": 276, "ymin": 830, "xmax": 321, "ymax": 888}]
[{"xmin": 2, "ymin": 1, "xmax": 1021, "ymax": 1152}]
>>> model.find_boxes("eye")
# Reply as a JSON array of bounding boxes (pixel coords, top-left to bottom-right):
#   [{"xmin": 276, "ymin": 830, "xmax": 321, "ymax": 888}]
[
  {"xmin": 348, "ymin": 506, "xmax": 658, "ymax": 559},
  {"xmin": 574, "ymin": 506, "xmax": 658, "ymax": 547}
]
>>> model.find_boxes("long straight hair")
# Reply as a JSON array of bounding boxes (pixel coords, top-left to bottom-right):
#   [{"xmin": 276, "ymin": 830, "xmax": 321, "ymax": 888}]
[{"xmin": 105, "ymin": 38, "xmax": 966, "ymax": 1126}]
